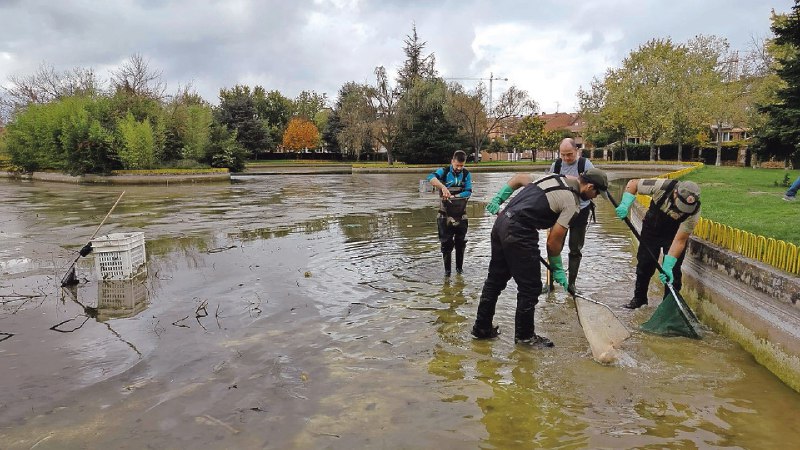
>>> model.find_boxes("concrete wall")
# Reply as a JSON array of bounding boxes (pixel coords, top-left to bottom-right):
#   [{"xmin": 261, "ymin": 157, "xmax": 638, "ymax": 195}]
[
  {"xmin": 0, "ymin": 171, "xmax": 231, "ymax": 184},
  {"xmin": 631, "ymin": 204, "xmax": 800, "ymax": 392}
]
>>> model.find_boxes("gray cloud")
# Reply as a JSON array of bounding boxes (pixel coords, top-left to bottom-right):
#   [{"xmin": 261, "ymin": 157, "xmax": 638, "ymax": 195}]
[{"xmin": 0, "ymin": 0, "xmax": 794, "ymax": 111}]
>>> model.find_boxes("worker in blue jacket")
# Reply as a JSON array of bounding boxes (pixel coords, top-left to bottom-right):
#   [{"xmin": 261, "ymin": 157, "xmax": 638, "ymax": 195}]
[{"xmin": 427, "ymin": 150, "xmax": 473, "ymax": 276}]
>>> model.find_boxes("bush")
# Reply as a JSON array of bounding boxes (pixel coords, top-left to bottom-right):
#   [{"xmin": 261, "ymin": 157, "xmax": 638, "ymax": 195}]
[
  {"xmin": 205, "ymin": 124, "xmax": 247, "ymax": 172},
  {"xmin": 117, "ymin": 112, "xmax": 157, "ymax": 169}
]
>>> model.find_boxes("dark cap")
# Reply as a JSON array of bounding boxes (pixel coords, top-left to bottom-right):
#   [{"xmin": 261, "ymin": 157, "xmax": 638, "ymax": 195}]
[
  {"xmin": 580, "ymin": 168, "xmax": 608, "ymax": 192},
  {"xmin": 675, "ymin": 181, "xmax": 701, "ymax": 213}
]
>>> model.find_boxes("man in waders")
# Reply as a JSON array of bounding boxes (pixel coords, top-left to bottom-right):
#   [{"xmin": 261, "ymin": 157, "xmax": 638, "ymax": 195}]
[
  {"xmin": 427, "ymin": 150, "xmax": 473, "ymax": 276},
  {"xmin": 474, "ymin": 168, "xmax": 609, "ymax": 347},
  {"xmin": 614, "ymin": 178, "xmax": 701, "ymax": 309},
  {"xmin": 547, "ymin": 138, "xmax": 596, "ymax": 293}
]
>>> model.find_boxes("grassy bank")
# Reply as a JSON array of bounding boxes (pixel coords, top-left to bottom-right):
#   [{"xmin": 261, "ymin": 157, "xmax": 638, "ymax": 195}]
[{"xmin": 681, "ymin": 166, "xmax": 800, "ymax": 245}]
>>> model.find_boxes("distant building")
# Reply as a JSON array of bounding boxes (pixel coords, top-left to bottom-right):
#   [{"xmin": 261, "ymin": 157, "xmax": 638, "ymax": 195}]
[
  {"xmin": 483, "ymin": 112, "xmax": 590, "ymax": 162},
  {"xmin": 538, "ymin": 112, "xmax": 589, "ymax": 149}
]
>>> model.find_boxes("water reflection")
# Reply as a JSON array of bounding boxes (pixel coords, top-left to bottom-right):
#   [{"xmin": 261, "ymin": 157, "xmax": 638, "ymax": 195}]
[{"xmin": 97, "ymin": 277, "xmax": 149, "ymax": 321}]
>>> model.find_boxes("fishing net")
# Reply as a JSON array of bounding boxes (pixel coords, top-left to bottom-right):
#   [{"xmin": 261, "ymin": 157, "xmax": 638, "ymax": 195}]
[
  {"xmin": 640, "ymin": 287, "xmax": 701, "ymax": 339},
  {"xmin": 574, "ymin": 295, "xmax": 630, "ymax": 363}
]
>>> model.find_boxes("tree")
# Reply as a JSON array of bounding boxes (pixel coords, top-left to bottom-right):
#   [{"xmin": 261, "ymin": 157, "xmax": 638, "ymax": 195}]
[
  {"xmin": 511, "ymin": 115, "xmax": 547, "ymax": 158},
  {"xmin": 396, "ymin": 24, "xmax": 437, "ymax": 92},
  {"xmin": 117, "ymin": 112, "xmax": 157, "ymax": 169},
  {"xmin": 4, "ymin": 63, "xmax": 102, "ymax": 107},
  {"xmin": 448, "ymin": 84, "xmax": 536, "ymax": 162},
  {"xmin": 335, "ymin": 82, "xmax": 374, "ymax": 160},
  {"xmin": 368, "ymin": 66, "xmax": 401, "ymax": 164},
  {"xmin": 205, "ymin": 123, "xmax": 247, "ymax": 172},
  {"xmin": 293, "ymin": 90, "xmax": 327, "ymax": 121},
  {"xmin": 282, "ymin": 117, "xmax": 320, "ymax": 151},
  {"xmin": 693, "ymin": 36, "xmax": 751, "ymax": 166},
  {"xmin": 578, "ymin": 77, "xmax": 627, "ymax": 158},
  {"xmin": 255, "ymin": 89, "xmax": 293, "ymax": 149},
  {"xmin": 216, "ymin": 85, "xmax": 271, "ymax": 157},
  {"xmin": 756, "ymin": 3, "xmax": 800, "ymax": 165},
  {"xmin": 394, "ymin": 79, "xmax": 461, "ymax": 164},
  {"xmin": 110, "ymin": 54, "xmax": 166, "ymax": 100},
  {"xmin": 605, "ymin": 39, "xmax": 677, "ymax": 161}
]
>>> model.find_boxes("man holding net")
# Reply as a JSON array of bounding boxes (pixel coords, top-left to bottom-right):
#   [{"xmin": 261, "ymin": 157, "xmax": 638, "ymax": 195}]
[
  {"xmin": 614, "ymin": 178, "xmax": 701, "ymax": 309},
  {"xmin": 473, "ymin": 168, "xmax": 608, "ymax": 347}
]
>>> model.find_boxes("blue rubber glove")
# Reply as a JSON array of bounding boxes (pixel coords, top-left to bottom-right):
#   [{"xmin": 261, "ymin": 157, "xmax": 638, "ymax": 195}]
[
  {"xmin": 548, "ymin": 255, "xmax": 569, "ymax": 290},
  {"xmin": 615, "ymin": 192, "xmax": 636, "ymax": 219},
  {"xmin": 486, "ymin": 184, "xmax": 515, "ymax": 215},
  {"xmin": 659, "ymin": 254, "xmax": 678, "ymax": 284}
]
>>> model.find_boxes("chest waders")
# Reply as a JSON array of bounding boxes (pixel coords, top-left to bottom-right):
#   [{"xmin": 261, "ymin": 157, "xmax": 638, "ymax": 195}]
[
  {"xmin": 631, "ymin": 180, "xmax": 695, "ymax": 306},
  {"xmin": 472, "ymin": 176, "xmax": 574, "ymax": 345},
  {"xmin": 607, "ymin": 191, "xmax": 702, "ymax": 338},
  {"xmin": 437, "ymin": 183, "xmax": 469, "ymax": 276}
]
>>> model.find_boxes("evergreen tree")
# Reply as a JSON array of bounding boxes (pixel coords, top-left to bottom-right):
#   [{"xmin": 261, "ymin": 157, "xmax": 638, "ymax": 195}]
[
  {"xmin": 215, "ymin": 85, "xmax": 271, "ymax": 158},
  {"xmin": 396, "ymin": 24, "xmax": 437, "ymax": 93},
  {"xmin": 394, "ymin": 80, "xmax": 461, "ymax": 164},
  {"xmin": 758, "ymin": 2, "xmax": 800, "ymax": 163}
]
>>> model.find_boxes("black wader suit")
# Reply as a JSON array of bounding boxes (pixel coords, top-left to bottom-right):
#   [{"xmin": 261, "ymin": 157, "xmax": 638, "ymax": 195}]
[
  {"xmin": 474, "ymin": 176, "xmax": 577, "ymax": 340},
  {"xmin": 633, "ymin": 181, "xmax": 695, "ymax": 301},
  {"xmin": 438, "ymin": 188, "xmax": 469, "ymax": 275}
]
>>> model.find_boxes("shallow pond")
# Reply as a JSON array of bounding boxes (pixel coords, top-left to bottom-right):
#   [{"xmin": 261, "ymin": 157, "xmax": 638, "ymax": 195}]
[{"xmin": 1, "ymin": 172, "xmax": 798, "ymax": 449}]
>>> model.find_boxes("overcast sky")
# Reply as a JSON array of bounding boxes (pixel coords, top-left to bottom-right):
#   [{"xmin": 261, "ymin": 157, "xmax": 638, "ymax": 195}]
[{"xmin": 0, "ymin": 0, "xmax": 794, "ymax": 113}]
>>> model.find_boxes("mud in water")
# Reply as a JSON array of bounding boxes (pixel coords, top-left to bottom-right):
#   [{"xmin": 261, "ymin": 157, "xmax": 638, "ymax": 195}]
[{"xmin": 1, "ymin": 172, "xmax": 799, "ymax": 449}]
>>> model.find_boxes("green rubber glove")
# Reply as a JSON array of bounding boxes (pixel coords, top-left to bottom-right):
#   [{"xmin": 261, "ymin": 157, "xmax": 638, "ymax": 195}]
[
  {"xmin": 659, "ymin": 254, "xmax": 678, "ymax": 284},
  {"xmin": 486, "ymin": 184, "xmax": 515, "ymax": 215},
  {"xmin": 615, "ymin": 192, "xmax": 636, "ymax": 219},
  {"xmin": 548, "ymin": 255, "xmax": 568, "ymax": 290}
]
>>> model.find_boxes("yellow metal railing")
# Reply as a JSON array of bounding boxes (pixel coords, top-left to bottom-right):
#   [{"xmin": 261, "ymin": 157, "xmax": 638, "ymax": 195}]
[
  {"xmin": 631, "ymin": 162, "xmax": 800, "ymax": 276},
  {"xmin": 633, "ymin": 163, "xmax": 703, "ymax": 208},
  {"xmin": 694, "ymin": 219, "xmax": 800, "ymax": 275}
]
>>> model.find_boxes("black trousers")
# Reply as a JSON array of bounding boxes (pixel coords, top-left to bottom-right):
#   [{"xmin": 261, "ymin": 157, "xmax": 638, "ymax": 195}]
[
  {"xmin": 633, "ymin": 228, "xmax": 685, "ymax": 300},
  {"xmin": 437, "ymin": 216, "xmax": 468, "ymax": 254},
  {"xmin": 474, "ymin": 214, "xmax": 542, "ymax": 340}
]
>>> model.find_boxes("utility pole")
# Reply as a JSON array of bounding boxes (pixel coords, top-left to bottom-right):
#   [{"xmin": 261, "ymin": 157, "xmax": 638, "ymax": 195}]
[{"xmin": 443, "ymin": 72, "xmax": 508, "ymax": 111}]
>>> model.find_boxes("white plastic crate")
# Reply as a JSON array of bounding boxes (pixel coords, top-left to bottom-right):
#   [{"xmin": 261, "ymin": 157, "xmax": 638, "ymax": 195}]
[{"xmin": 92, "ymin": 232, "xmax": 147, "ymax": 280}]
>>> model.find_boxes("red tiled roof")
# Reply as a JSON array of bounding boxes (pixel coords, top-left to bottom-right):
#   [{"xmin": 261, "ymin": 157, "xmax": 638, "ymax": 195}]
[{"xmin": 539, "ymin": 113, "xmax": 584, "ymax": 132}]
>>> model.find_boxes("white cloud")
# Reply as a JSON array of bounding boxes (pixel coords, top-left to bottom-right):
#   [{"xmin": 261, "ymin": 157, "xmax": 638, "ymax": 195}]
[{"xmin": 0, "ymin": 0, "xmax": 794, "ymax": 110}]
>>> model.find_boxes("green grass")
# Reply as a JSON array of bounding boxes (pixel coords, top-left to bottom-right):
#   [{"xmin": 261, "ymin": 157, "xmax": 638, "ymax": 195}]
[{"xmin": 681, "ymin": 166, "xmax": 800, "ymax": 246}]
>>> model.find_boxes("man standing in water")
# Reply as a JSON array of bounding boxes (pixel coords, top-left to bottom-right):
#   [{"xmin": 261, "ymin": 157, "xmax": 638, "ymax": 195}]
[
  {"xmin": 614, "ymin": 178, "xmax": 701, "ymax": 309},
  {"xmin": 474, "ymin": 168, "xmax": 609, "ymax": 347},
  {"xmin": 548, "ymin": 138, "xmax": 596, "ymax": 293},
  {"xmin": 427, "ymin": 150, "xmax": 473, "ymax": 276}
]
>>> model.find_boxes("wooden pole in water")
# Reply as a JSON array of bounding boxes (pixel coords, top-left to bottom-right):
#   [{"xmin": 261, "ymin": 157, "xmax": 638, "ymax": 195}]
[{"xmin": 60, "ymin": 191, "xmax": 126, "ymax": 286}]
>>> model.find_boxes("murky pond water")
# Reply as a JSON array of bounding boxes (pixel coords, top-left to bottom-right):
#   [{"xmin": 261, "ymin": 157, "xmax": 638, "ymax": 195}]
[{"xmin": 1, "ymin": 172, "xmax": 799, "ymax": 449}]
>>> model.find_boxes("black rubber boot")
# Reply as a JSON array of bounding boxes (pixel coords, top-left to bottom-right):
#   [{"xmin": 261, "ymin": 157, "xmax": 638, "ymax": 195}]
[
  {"xmin": 623, "ymin": 297, "xmax": 648, "ymax": 309},
  {"xmin": 568, "ymin": 257, "xmax": 581, "ymax": 294},
  {"xmin": 625, "ymin": 275, "xmax": 650, "ymax": 309},
  {"xmin": 443, "ymin": 252, "xmax": 452, "ymax": 277},
  {"xmin": 471, "ymin": 324, "xmax": 500, "ymax": 339},
  {"xmin": 455, "ymin": 246, "xmax": 464, "ymax": 274},
  {"xmin": 515, "ymin": 335, "xmax": 554, "ymax": 348}
]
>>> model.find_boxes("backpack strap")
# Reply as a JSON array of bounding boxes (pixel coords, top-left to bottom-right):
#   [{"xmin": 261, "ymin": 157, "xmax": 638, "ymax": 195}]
[
  {"xmin": 535, "ymin": 174, "xmax": 577, "ymax": 195},
  {"xmin": 437, "ymin": 165, "xmax": 450, "ymax": 182},
  {"xmin": 654, "ymin": 180, "xmax": 678, "ymax": 208},
  {"xmin": 554, "ymin": 157, "xmax": 586, "ymax": 174}
]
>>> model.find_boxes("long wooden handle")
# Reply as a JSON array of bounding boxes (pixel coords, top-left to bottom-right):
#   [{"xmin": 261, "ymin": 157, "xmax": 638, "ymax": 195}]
[
  {"xmin": 606, "ymin": 191, "xmax": 668, "ymax": 277},
  {"xmin": 88, "ymin": 191, "xmax": 125, "ymax": 241}
]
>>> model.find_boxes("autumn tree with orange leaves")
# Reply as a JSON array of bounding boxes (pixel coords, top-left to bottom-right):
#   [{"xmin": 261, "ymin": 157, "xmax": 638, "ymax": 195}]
[{"xmin": 282, "ymin": 117, "xmax": 320, "ymax": 151}]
